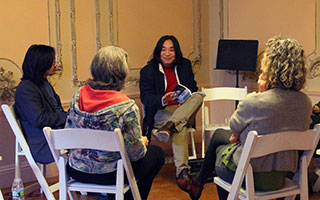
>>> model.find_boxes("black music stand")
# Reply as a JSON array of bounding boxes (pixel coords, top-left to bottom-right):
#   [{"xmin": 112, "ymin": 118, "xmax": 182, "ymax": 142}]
[
  {"xmin": 216, "ymin": 39, "xmax": 259, "ymax": 88},
  {"xmin": 216, "ymin": 39, "xmax": 258, "ymax": 107}
]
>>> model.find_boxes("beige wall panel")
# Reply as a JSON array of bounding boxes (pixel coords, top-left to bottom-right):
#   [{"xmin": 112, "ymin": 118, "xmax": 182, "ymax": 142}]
[
  {"xmin": 74, "ymin": 0, "xmax": 96, "ymax": 81},
  {"xmin": 226, "ymin": 0, "xmax": 316, "ymax": 89},
  {"xmin": 0, "ymin": 0, "xmax": 49, "ymax": 68},
  {"xmin": 228, "ymin": 0, "xmax": 315, "ymax": 53},
  {"xmin": 117, "ymin": 0, "xmax": 193, "ymax": 69},
  {"xmin": 98, "ymin": 0, "xmax": 113, "ymax": 48}
]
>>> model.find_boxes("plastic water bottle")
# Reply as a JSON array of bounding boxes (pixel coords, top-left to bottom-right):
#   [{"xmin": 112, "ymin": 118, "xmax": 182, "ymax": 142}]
[{"xmin": 11, "ymin": 178, "xmax": 24, "ymax": 200}]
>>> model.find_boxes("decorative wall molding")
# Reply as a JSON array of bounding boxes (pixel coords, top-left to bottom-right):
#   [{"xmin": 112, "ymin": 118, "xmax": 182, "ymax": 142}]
[
  {"xmin": 70, "ymin": 0, "xmax": 201, "ymax": 86},
  {"xmin": 70, "ymin": 0, "xmax": 79, "ymax": 86},
  {"xmin": 54, "ymin": 0, "xmax": 63, "ymax": 75},
  {"xmin": 182, "ymin": 0, "xmax": 202, "ymax": 69},
  {"xmin": 304, "ymin": 0, "xmax": 320, "ymax": 79},
  {"xmin": 47, "ymin": 0, "xmax": 63, "ymax": 77},
  {"xmin": 95, "ymin": 0, "xmax": 101, "ymax": 51},
  {"xmin": 187, "ymin": 0, "xmax": 202, "ymax": 70},
  {"xmin": 70, "ymin": 0, "xmax": 107, "ymax": 86},
  {"xmin": 108, "ymin": 0, "xmax": 117, "ymax": 45},
  {"xmin": 219, "ymin": 0, "xmax": 229, "ymax": 38}
]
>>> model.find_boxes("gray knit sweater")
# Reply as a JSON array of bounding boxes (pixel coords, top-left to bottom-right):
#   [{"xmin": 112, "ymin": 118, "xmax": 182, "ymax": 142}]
[{"xmin": 229, "ymin": 88, "xmax": 312, "ymax": 172}]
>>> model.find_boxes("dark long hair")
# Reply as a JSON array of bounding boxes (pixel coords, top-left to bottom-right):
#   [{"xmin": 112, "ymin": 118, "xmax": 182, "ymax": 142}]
[
  {"xmin": 148, "ymin": 35, "xmax": 183, "ymax": 65},
  {"xmin": 21, "ymin": 44, "xmax": 55, "ymax": 85}
]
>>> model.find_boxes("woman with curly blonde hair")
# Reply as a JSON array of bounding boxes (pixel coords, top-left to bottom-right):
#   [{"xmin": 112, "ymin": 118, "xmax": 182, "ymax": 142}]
[
  {"xmin": 259, "ymin": 36, "xmax": 306, "ymax": 91},
  {"xmin": 180, "ymin": 36, "xmax": 312, "ymax": 200}
]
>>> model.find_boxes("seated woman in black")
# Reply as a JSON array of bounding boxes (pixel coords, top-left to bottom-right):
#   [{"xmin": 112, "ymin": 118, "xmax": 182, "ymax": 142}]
[{"xmin": 14, "ymin": 44, "xmax": 67, "ymax": 164}]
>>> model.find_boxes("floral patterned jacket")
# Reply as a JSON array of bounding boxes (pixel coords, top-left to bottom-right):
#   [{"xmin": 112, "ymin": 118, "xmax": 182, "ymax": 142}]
[{"xmin": 65, "ymin": 87, "xmax": 147, "ymax": 174}]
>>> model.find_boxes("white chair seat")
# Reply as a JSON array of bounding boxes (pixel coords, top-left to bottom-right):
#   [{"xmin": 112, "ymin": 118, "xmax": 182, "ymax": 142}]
[
  {"xmin": 205, "ymin": 124, "xmax": 230, "ymax": 131},
  {"xmin": 67, "ymin": 179, "xmax": 130, "ymax": 194},
  {"xmin": 213, "ymin": 126, "xmax": 320, "ymax": 200},
  {"xmin": 214, "ymin": 177, "xmax": 300, "ymax": 200}
]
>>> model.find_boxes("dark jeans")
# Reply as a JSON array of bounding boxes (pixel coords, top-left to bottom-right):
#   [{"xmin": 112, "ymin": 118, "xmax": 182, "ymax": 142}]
[
  {"xmin": 195, "ymin": 129, "xmax": 233, "ymax": 200},
  {"xmin": 67, "ymin": 145, "xmax": 165, "ymax": 200}
]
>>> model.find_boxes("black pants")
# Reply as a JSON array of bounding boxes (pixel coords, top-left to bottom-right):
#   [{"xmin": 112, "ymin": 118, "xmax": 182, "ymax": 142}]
[
  {"xmin": 195, "ymin": 129, "xmax": 232, "ymax": 200},
  {"xmin": 67, "ymin": 145, "xmax": 165, "ymax": 200}
]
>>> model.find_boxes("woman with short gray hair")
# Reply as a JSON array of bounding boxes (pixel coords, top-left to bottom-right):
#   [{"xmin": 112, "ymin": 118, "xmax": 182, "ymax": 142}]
[
  {"xmin": 65, "ymin": 46, "xmax": 165, "ymax": 200},
  {"xmin": 89, "ymin": 46, "xmax": 129, "ymax": 91}
]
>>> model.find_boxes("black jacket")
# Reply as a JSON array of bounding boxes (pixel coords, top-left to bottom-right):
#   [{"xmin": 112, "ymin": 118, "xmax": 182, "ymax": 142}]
[
  {"xmin": 139, "ymin": 58, "xmax": 198, "ymax": 139},
  {"xmin": 14, "ymin": 79, "xmax": 67, "ymax": 164}
]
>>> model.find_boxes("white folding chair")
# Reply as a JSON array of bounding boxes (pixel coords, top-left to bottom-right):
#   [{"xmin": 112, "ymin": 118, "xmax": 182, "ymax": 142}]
[
  {"xmin": 214, "ymin": 125, "xmax": 320, "ymax": 200},
  {"xmin": 1, "ymin": 104, "xmax": 58, "ymax": 200},
  {"xmin": 201, "ymin": 86, "xmax": 247, "ymax": 158},
  {"xmin": 187, "ymin": 127, "xmax": 197, "ymax": 160},
  {"xmin": 43, "ymin": 127, "xmax": 142, "ymax": 200}
]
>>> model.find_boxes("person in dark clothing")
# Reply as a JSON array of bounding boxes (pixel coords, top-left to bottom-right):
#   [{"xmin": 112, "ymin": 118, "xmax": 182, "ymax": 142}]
[
  {"xmin": 139, "ymin": 35, "xmax": 204, "ymax": 192},
  {"xmin": 14, "ymin": 44, "xmax": 67, "ymax": 164}
]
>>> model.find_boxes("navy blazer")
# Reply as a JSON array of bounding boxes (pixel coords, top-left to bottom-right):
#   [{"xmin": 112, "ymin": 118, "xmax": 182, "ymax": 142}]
[
  {"xmin": 139, "ymin": 58, "xmax": 198, "ymax": 138},
  {"xmin": 14, "ymin": 79, "xmax": 67, "ymax": 164}
]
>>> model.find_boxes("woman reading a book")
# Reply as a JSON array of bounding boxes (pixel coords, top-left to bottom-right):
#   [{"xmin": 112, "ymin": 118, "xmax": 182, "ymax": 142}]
[
  {"xmin": 139, "ymin": 35, "xmax": 204, "ymax": 192},
  {"xmin": 182, "ymin": 36, "xmax": 312, "ymax": 200}
]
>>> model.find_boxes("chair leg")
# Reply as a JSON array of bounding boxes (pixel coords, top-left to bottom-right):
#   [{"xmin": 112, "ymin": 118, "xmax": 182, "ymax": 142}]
[
  {"xmin": 284, "ymin": 195, "xmax": 296, "ymax": 200},
  {"xmin": 40, "ymin": 164, "xmax": 46, "ymax": 194},
  {"xmin": 201, "ymin": 130, "xmax": 205, "ymax": 159},
  {"xmin": 0, "ymin": 156, "xmax": 3, "ymax": 200},
  {"xmin": 16, "ymin": 141, "xmax": 42, "ymax": 195},
  {"xmin": 68, "ymin": 191, "xmax": 79, "ymax": 200},
  {"xmin": 0, "ymin": 189, "xmax": 4, "ymax": 200},
  {"xmin": 188, "ymin": 128, "xmax": 197, "ymax": 160},
  {"xmin": 313, "ymin": 167, "xmax": 320, "ymax": 192},
  {"xmin": 15, "ymin": 140, "xmax": 21, "ymax": 179}
]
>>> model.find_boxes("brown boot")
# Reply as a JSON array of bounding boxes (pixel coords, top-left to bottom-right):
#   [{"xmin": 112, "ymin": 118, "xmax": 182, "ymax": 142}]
[
  {"xmin": 153, "ymin": 121, "xmax": 176, "ymax": 143},
  {"xmin": 176, "ymin": 168, "xmax": 192, "ymax": 192},
  {"xmin": 188, "ymin": 177, "xmax": 204, "ymax": 200}
]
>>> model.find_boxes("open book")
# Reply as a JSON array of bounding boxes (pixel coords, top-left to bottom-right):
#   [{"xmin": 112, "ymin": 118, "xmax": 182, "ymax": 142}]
[
  {"xmin": 172, "ymin": 84, "xmax": 206, "ymax": 104},
  {"xmin": 172, "ymin": 84, "xmax": 192, "ymax": 104}
]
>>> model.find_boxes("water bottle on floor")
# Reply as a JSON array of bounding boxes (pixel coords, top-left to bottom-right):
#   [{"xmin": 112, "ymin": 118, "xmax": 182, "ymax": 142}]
[{"xmin": 11, "ymin": 178, "xmax": 24, "ymax": 200}]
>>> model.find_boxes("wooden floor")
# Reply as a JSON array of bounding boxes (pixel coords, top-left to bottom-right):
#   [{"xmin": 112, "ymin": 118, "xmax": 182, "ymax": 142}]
[{"xmin": 2, "ymin": 163, "xmax": 320, "ymax": 199}]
